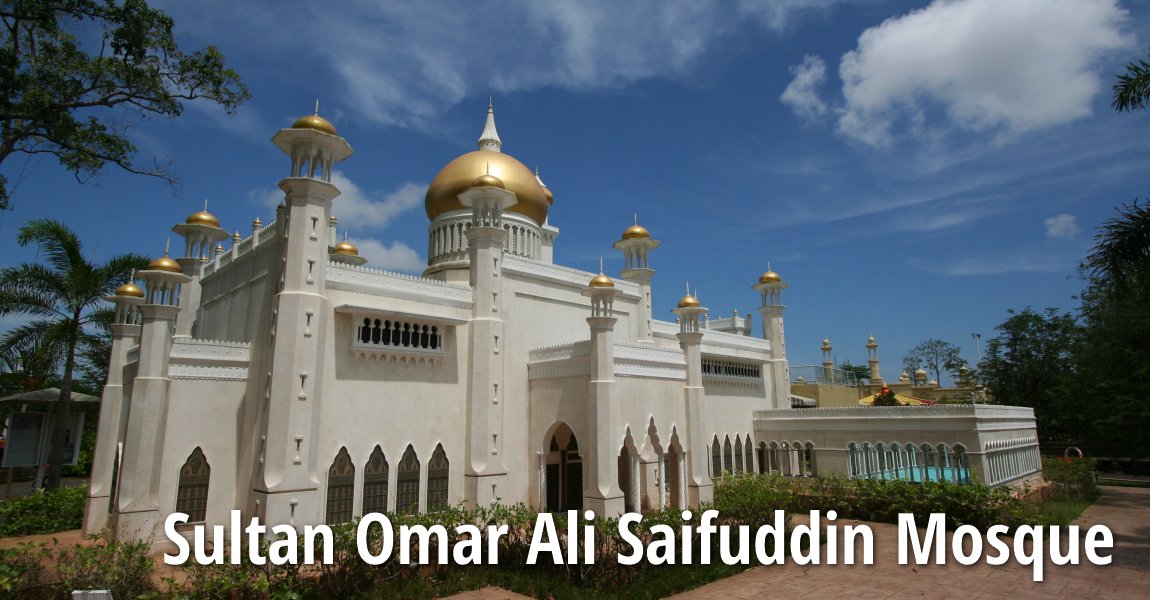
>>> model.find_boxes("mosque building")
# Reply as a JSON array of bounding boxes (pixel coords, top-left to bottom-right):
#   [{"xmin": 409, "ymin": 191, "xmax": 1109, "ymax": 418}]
[{"xmin": 83, "ymin": 105, "xmax": 1041, "ymax": 545}]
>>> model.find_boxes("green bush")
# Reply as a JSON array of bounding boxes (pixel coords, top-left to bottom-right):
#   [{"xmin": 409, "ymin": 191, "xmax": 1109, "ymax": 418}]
[
  {"xmin": 1043, "ymin": 456, "xmax": 1099, "ymax": 500},
  {"xmin": 0, "ymin": 485, "xmax": 86, "ymax": 536}
]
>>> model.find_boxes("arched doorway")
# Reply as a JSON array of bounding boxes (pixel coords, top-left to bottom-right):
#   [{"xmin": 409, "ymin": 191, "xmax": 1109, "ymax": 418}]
[
  {"xmin": 618, "ymin": 431, "xmax": 640, "ymax": 513},
  {"xmin": 544, "ymin": 423, "xmax": 583, "ymax": 512}
]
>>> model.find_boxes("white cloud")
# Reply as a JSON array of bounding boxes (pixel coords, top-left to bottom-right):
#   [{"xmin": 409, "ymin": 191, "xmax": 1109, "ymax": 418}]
[
  {"xmin": 171, "ymin": 1, "xmax": 865, "ymax": 128},
  {"xmin": 249, "ymin": 175, "xmax": 425, "ymax": 232},
  {"xmin": 780, "ymin": 55, "xmax": 829, "ymax": 120},
  {"xmin": 353, "ymin": 238, "xmax": 424, "ymax": 273},
  {"xmin": 831, "ymin": 0, "xmax": 1131, "ymax": 145},
  {"xmin": 1044, "ymin": 213, "xmax": 1080, "ymax": 239},
  {"xmin": 329, "ymin": 175, "xmax": 425, "ymax": 231}
]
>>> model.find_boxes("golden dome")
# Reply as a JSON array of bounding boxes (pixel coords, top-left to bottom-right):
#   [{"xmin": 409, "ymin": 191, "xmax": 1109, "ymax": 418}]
[
  {"xmin": 471, "ymin": 173, "xmax": 505, "ymax": 189},
  {"xmin": 589, "ymin": 273, "xmax": 614, "ymax": 288},
  {"xmin": 425, "ymin": 150, "xmax": 549, "ymax": 225},
  {"xmin": 114, "ymin": 281, "xmax": 144, "ymax": 298},
  {"xmin": 332, "ymin": 240, "xmax": 359, "ymax": 256},
  {"xmin": 623, "ymin": 224, "xmax": 650, "ymax": 240},
  {"xmin": 147, "ymin": 255, "xmax": 182, "ymax": 273},
  {"xmin": 914, "ymin": 368, "xmax": 928, "ymax": 379},
  {"xmin": 292, "ymin": 113, "xmax": 337, "ymax": 136},
  {"xmin": 542, "ymin": 185, "xmax": 554, "ymax": 205},
  {"xmin": 758, "ymin": 270, "xmax": 782, "ymax": 284},
  {"xmin": 186, "ymin": 210, "xmax": 221, "ymax": 228},
  {"xmin": 677, "ymin": 293, "xmax": 700, "ymax": 308}
]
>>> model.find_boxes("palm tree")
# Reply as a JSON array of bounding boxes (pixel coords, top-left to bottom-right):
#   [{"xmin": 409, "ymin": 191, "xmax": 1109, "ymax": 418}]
[
  {"xmin": 1087, "ymin": 200, "xmax": 1150, "ymax": 294},
  {"xmin": 1113, "ymin": 49, "xmax": 1150, "ymax": 112},
  {"xmin": 0, "ymin": 219, "xmax": 148, "ymax": 490}
]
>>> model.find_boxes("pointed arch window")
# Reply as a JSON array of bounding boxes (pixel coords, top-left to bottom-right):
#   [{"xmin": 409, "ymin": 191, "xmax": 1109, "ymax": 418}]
[
  {"xmin": 326, "ymin": 447, "xmax": 355, "ymax": 524},
  {"xmin": 362, "ymin": 446, "xmax": 389, "ymax": 515},
  {"xmin": 176, "ymin": 447, "xmax": 210, "ymax": 522},
  {"xmin": 734, "ymin": 436, "xmax": 744, "ymax": 474},
  {"xmin": 396, "ymin": 445, "xmax": 421, "ymax": 515},
  {"xmin": 427, "ymin": 444, "xmax": 450, "ymax": 512},
  {"xmin": 744, "ymin": 437, "xmax": 754, "ymax": 474},
  {"xmin": 723, "ymin": 436, "xmax": 734, "ymax": 477},
  {"xmin": 711, "ymin": 435, "xmax": 722, "ymax": 478}
]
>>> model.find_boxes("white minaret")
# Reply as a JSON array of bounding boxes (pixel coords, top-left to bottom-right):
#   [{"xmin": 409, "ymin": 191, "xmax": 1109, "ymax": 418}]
[
  {"xmin": 459, "ymin": 171, "xmax": 517, "ymax": 507},
  {"xmin": 613, "ymin": 217, "xmax": 660, "ymax": 341},
  {"xmin": 581, "ymin": 263, "xmax": 626, "ymax": 517},
  {"xmin": 754, "ymin": 267, "xmax": 790, "ymax": 409},
  {"xmin": 113, "ymin": 249, "xmax": 189, "ymax": 542},
  {"xmin": 866, "ymin": 335, "xmax": 882, "ymax": 384},
  {"xmin": 821, "ymin": 337, "xmax": 833, "ymax": 382},
  {"xmin": 171, "ymin": 200, "xmax": 229, "ymax": 338},
  {"xmin": 672, "ymin": 286, "xmax": 712, "ymax": 505},
  {"xmin": 247, "ymin": 108, "xmax": 352, "ymax": 529},
  {"xmin": 83, "ymin": 275, "xmax": 144, "ymax": 535},
  {"xmin": 478, "ymin": 99, "xmax": 502, "ymax": 152}
]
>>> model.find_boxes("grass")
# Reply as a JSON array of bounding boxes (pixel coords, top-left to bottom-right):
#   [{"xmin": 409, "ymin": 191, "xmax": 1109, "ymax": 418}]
[{"xmin": 1037, "ymin": 493, "xmax": 1095, "ymax": 525}]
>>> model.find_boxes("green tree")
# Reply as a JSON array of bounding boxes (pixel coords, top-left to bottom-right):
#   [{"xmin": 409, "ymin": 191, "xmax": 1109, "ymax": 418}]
[
  {"xmin": 0, "ymin": 219, "xmax": 147, "ymax": 489},
  {"xmin": 1113, "ymin": 48, "xmax": 1150, "ymax": 112},
  {"xmin": 0, "ymin": 0, "xmax": 250, "ymax": 209},
  {"xmin": 871, "ymin": 386, "xmax": 900, "ymax": 407},
  {"xmin": 980, "ymin": 308, "xmax": 1082, "ymax": 440},
  {"xmin": 902, "ymin": 338, "xmax": 964, "ymax": 384},
  {"xmin": 838, "ymin": 360, "xmax": 871, "ymax": 385}
]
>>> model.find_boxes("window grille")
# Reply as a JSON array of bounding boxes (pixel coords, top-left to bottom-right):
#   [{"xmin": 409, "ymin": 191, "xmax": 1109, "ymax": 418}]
[
  {"xmin": 427, "ymin": 444, "xmax": 449, "ymax": 512},
  {"xmin": 176, "ymin": 448, "xmax": 210, "ymax": 522},
  {"xmin": 362, "ymin": 446, "xmax": 389, "ymax": 514},
  {"xmin": 396, "ymin": 445, "xmax": 420, "ymax": 515},
  {"xmin": 326, "ymin": 448, "xmax": 355, "ymax": 524}
]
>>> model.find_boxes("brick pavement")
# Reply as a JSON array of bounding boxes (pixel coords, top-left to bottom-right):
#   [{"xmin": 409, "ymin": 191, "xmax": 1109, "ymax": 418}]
[{"xmin": 445, "ymin": 484, "xmax": 1150, "ymax": 600}]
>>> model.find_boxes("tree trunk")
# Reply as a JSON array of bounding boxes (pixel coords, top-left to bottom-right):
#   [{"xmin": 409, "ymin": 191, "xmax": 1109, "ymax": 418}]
[{"xmin": 45, "ymin": 316, "xmax": 79, "ymax": 491}]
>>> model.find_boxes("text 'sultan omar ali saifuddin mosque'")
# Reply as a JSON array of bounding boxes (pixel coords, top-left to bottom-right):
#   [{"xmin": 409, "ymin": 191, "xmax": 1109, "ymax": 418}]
[{"xmin": 84, "ymin": 104, "xmax": 1041, "ymax": 545}]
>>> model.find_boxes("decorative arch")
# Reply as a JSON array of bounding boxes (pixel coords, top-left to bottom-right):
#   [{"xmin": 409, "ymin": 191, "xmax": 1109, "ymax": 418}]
[
  {"xmin": 711, "ymin": 435, "xmax": 722, "ymax": 478},
  {"xmin": 427, "ymin": 444, "xmax": 449, "ymax": 512},
  {"xmin": 326, "ymin": 447, "xmax": 354, "ymax": 524},
  {"xmin": 734, "ymin": 435, "xmax": 744, "ymax": 475},
  {"xmin": 723, "ymin": 436, "xmax": 733, "ymax": 476},
  {"xmin": 543, "ymin": 421, "xmax": 583, "ymax": 512},
  {"xmin": 396, "ymin": 444, "xmax": 420, "ymax": 515},
  {"xmin": 744, "ymin": 435, "xmax": 754, "ymax": 474},
  {"xmin": 362, "ymin": 445, "xmax": 389, "ymax": 514},
  {"xmin": 176, "ymin": 447, "xmax": 210, "ymax": 522}
]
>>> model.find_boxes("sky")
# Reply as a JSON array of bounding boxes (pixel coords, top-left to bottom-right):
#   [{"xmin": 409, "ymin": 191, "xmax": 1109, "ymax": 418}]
[{"xmin": 2, "ymin": 0, "xmax": 1149, "ymax": 380}]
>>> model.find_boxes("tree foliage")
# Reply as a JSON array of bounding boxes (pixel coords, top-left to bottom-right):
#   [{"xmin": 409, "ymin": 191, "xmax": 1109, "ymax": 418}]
[
  {"xmin": 838, "ymin": 360, "xmax": 871, "ymax": 384},
  {"xmin": 1113, "ymin": 48, "xmax": 1150, "ymax": 113},
  {"xmin": 0, "ymin": 218, "xmax": 148, "ymax": 489},
  {"xmin": 0, "ymin": 0, "xmax": 250, "ymax": 209},
  {"xmin": 902, "ymin": 338, "xmax": 964, "ymax": 384},
  {"xmin": 980, "ymin": 308, "xmax": 1082, "ymax": 439}
]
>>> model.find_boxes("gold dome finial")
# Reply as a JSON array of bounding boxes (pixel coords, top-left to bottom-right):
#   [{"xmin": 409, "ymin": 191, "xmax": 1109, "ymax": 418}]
[
  {"xmin": 147, "ymin": 239, "xmax": 182, "ymax": 273},
  {"xmin": 677, "ymin": 281, "xmax": 700, "ymax": 308},
  {"xmin": 623, "ymin": 213, "xmax": 651, "ymax": 240},
  {"xmin": 185, "ymin": 198, "xmax": 221, "ymax": 228},
  {"xmin": 758, "ymin": 261, "xmax": 782, "ymax": 284},
  {"xmin": 589, "ymin": 257, "xmax": 614, "ymax": 288},
  {"xmin": 291, "ymin": 100, "xmax": 337, "ymax": 135},
  {"xmin": 114, "ymin": 269, "xmax": 145, "ymax": 298},
  {"xmin": 332, "ymin": 229, "xmax": 359, "ymax": 256}
]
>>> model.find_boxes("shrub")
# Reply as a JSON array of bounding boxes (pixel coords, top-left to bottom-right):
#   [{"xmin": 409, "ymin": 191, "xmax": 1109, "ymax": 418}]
[
  {"xmin": 1043, "ymin": 456, "xmax": 1099, "ymax": 500},
  {"xmin": 0, "ymin": 485, "xmax": 86, "ymax": 536}
]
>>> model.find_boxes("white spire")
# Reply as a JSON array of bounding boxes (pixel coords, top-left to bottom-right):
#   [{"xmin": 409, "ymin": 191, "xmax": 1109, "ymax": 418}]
[{"xmin": 478, "ymin": 99, "xmax": 502, "ymax": 152}]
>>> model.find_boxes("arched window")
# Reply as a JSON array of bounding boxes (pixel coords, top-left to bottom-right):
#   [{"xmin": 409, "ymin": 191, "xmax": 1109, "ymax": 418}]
[
  {"xmin": 744, "ymin": 436, "xmax": 754, "ymax": 474},
  {"xmin": 723, "ymin": 436, "xmax": 733, "ymax": 476},
  {"xmin": 803, "ymin": 442, "xmax": 816, "ymax": 477},
  {"xmin": 176, "ymin": 447, "xmax": 210, "ymax": 522},
  {"xmin": 711, "ymin": 436, "xmax": 722, "ymax": 478},
  {"xmin": 847, "ymin": 443, "xmax": 859, "ymax": 478},
  {"xmin": 734, "ymin": 436, "xmax": 744, "ymax": 474},
  {"xmin": 362, "ymin": 446, "xmax": 389, "ymax": 514},
  {"xmin": 427, "ymin": 444, "xmax": 449, "ymax": 512},
  {"xmin": 396, "ymin": 445, "xmax": 420, "ymax": 515},
  {"xmin": 326, "ymin": 447, "xmax": 354, "ymax": 524}
]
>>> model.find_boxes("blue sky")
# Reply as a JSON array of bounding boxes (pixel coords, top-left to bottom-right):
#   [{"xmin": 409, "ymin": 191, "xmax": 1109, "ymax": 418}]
[{"xmin": 2, "ymin": 0, "xmax": 1149, "ymax": 379}]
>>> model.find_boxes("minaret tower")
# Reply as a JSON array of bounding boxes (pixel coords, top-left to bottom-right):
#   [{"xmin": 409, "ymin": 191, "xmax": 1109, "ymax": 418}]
[
  {"xmin": 459, "ymin": 171, "xmax": 516, "ymax": 507},
  {"xmin": 83, "ymin": 275, "xmax": 144, "ymax": 535},
  {"xmin": 866, "ymin": 335, "xmax": 883, "ymax": 384},
  {"xmin": 821, "ymin": 338, "xmax": 834, "ymax": 381},
  {"xmin": 613, "ymin": 217, "xmax": 660, "ymax": 341},
  {"xmin": 672, "ymin": 287, "xmax": 712, "ymax": 504},
  {"xmin": 172, "ymin": 201, "xmax": 229, "ymax": 338},
  {"xmin": 113, "ymin": 249, "xmax": 189, "ymax": 541},
  {"xmin": 754, "ymin": 267, "xmax": 790, "ymax": 408},
  {"xmin": 250, "ymin": 106, "xmax": 352, "ymax": 528},
  {"xmin": 581, "ymin": 263, "xmax": 626, "ymax": 516}
]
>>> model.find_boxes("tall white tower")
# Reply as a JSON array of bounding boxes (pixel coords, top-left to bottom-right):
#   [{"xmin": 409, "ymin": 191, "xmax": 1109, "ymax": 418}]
[
  {"xmin": 581, "ymin": 266, "xmax": 625, "ymax": 517},
  {"xmin": 247, "ymin": 108, "xmax": 353, "ymax": 528},
  {"xmin": 672, "ymin": 289, "xmax": 712, "ymax": 504},
  {"xmin": 754, "ymin": 268, "xmax": 790, "ymax": 409},
  {"xmin": 172, "ymin": 203, "xmax": 229, "ymax": 338},
  {"xmin": 613, "ymin": 218, "xmax": 660, "ymax": 341},
  {"xmin": 866, "ymin": 335, "xmax": 882, "ymax": 384}
]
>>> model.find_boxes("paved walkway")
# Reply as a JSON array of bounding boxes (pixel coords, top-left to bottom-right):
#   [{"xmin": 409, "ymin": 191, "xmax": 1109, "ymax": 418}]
[{"xmin": 447, "ymin": 485, "xmax": 1150, "ymax": 600}]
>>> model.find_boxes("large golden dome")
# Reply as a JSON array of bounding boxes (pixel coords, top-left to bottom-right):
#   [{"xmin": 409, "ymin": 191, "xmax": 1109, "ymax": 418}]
[
  {"xmin": 186, "ymin": 210, "xmax": 221, "ymax": 228},
  {"xmin": 425, "ymin": 150, "xmax": 549, "ymax": 225},
  {"xmin": 292, "ymin": 114, "xmax": 337, "ymax": 136}
]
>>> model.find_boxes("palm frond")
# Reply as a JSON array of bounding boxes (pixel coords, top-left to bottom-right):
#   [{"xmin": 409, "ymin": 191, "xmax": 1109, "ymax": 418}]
[
  {"xmin": 16, "ymin": 219, "xmax": 89, "ymax": 276},
  {"xmin": 1113, "ymin": 54, "xmax": 1150, "ymax": 112}
]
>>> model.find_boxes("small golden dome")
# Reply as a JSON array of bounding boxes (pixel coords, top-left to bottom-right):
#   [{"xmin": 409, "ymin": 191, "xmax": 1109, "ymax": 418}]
[
  {"xmin": 822, "ymin": 338, "xmax": 831, "ymax": 348},
  {"xmin": 186, "ymin": 210, "xmax": 221, "ymax": 228},
  {"xmin": 147, "ymin": 255, "xmax": 182, "ymax": 273},
  {"xmin": 426, "ymin": 150, "xmax": 549, "ymax": 225},
  {"xmin": 759, "ymin": 270, "xmax": 782, "ymax": 284},
  {"xmin": 623, "ymin": 224, "xmax": 650, "ymax": 240},
  {"xmin": 867, "ymin": 335, "xmax": 876, "ymax": 344},
  {"xmin": 589, "ymin": 273, "xmax": 614, "ymax": 288},
  {"xmin": 332, "ymin": 240, "xmax": 359, "ymax": 256},
  {"xmin": 471, "ymin": 173, "xmax": 505, "ymax": 189},
  {"xmin": 114, "ymin": 281, "xmax": 144, "ymax": 298},
  {"xmin": 914, "ymin": 368, "xmax": 928, "ymax": 379},
  {"xmin": 292, "ymin": 114, "xmax": 337, "ymax": 136},
  {"xmin": 677, "ymin": 293, "xmax": 700, "ymax": 308}
]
